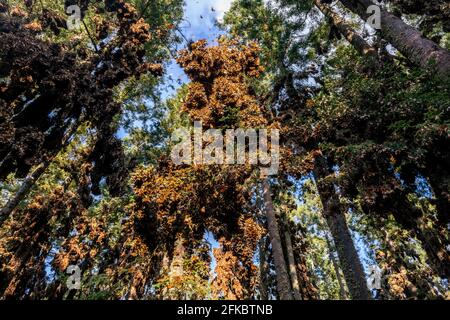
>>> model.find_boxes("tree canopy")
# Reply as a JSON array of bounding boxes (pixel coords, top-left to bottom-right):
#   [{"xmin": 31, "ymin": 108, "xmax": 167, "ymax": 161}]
[{"xmin": 0, "ymin": 0, "xmax": 449, "ymax": 300}]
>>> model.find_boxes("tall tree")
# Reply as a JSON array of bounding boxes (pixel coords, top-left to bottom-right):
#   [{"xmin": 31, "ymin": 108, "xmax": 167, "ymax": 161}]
[
  {"xmin": 223, "ymin": 0, "xmax": 372, "ymax": 299},
  {"xmin": 338, "ymin": 0, "xmax": 450, "ymax": 76},
  {"xmin": 314, "ymin": 0, "xmax": 377, "ymax": 59},
  {"xmin": 313, "ymin": 156, "xmax": 371, "ymax": 299},
  {"xmin": 262, "ymin": 179, "xmax": 294, "ymax": 300}
]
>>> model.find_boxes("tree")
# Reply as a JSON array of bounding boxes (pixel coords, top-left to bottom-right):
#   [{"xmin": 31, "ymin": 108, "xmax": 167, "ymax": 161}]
[
  {"xmin": 0, "ymin": 0, "xmax": 167, "ymax": 221},
  {"xmin": 222, "ymin": 0, "xmax": 372, "ymax": 299},
  {"xmin": 262, "ymin": 179, "xmax": 294, "ymax": 300},
  {"xmin": 313, "ymin": 156, "xmax": 371, "ymax": 299},
  {"xmin": 314, "ymin": 0, "xmax": 377, "ymax": 59},
  {"xmin": 338, "ymin": 0, "xmax": 450, "ymax": 76},
  {"xmin": 1, "ymin": 0, "xmax": 449, "ymax": 301}
]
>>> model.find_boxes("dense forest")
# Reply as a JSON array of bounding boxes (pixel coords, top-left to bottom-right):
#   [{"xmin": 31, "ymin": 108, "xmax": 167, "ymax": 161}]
[{"xmin": 0, "ymin": 0, "xmax": 449, "ymax": 300}]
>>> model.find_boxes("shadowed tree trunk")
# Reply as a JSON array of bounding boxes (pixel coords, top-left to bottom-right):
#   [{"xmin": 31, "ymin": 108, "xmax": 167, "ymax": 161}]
[
  {"xmin": 425, "ymin": 166, "xmax": 450, "ymax": 227},
  {"xmin": 365, "ymin": 186, "xmax": 450, "ymax": 279},
  {"xmin": 291, "ymin": 225, "xmax": 320, "ymax": 300},
  {"xmin": 0, "ymin": 162, "xmax": 49, "ymax": 225},
  {"xmin": 283, "ymin": 226, "xmax": 302, "ymax": 300},
  {"xmin": 258, "ymin": 237, "xmax": 269, "ymax": 300},
  {"xmin": 325, "ymin": 233, "xmax": 348, "ymax": 300},
  {"xmin": 339, "ymin": 0, "xmax": 450, "ymax": 76},
  {"xmin": 169, "ymin": 236, "xmax": 185, "ymax": 278},
  {"xmin": 262, "ymin": 179, "xmax": 293, "ymax": 300},
  {"xmin": 407, "ymin": 216, "xmax": 450, "ymax": 279},
  {"xmin": 313, "ymin": 156, "xmax": 371, "ymax": 300}
]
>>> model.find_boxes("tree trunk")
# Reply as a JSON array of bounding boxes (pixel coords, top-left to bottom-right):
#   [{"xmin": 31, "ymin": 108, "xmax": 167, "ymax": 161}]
[
  {"xmin": 313, "ymin": 156, "xmax": 371, "ymax": 300},
  {"xmin": 291, "ymin": 226, "xmax": 320, "ymax": 300},
  {"xmin": 325, "ymin": 233, "xmax": 348, "ymax": 300},
  {"xmin": 413, "ymin": 220, "xmax": 450, "ymax": 279},
  {"xmin": 0, "ymin": 162, "xmax": 49, "ymax": 225},
  {"xmin": 169, "ymin": 236, "xmax": 185, "ymax": 278},
  {"xmin": 283, "ymin": 227, "xmax": 302, "ymax": 300},
  {"xmin": 385, "ymin": 190, "xmax": 450, "ymax": 279},
  {"xmin": 339, "ymin": 0, "xmax": 450, "ymax": 76},
  {"xmin": 314, "ymin": 0, "xmax": 377, "ymax": 59},
  {"xmin": 426, "ymin": 171, "xmax": 450, "ymax": 227},
  {"xmin": 262, "ymin": 179, "xmax": 293, "ymax": 300},
  {"xmin": 258, "ymin": 237, "xmax": 269, "ymax": 300}
]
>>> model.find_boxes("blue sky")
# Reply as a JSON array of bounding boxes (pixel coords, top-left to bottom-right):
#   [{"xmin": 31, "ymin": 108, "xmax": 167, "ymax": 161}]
[
  {"xmin": 118, "ymin": 1, "xmax": 233, "ymax": 137},
  {"xmin": 161, "ymin": 0, "xmax": 233, "ymax": 99},
  {"xmin": 182, "ymin": 0, "xmax": 233, "ymax": 40}
]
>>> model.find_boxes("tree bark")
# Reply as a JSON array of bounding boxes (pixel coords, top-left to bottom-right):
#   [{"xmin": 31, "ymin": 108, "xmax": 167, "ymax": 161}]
[
  {"xmin": 339, "ymin": 0, "xmax": 450, "ymax": 76},
  {"xmin": 262, "ymin": 179, "xmax": 293, "ymax": 300},
  {"xmin": 258, "ymin": 237, "xmax": 269, "ymax": 300},
  {"xmin": 313, "ymin": 156, "xmax": 371, "ymax": 300},
  {"xmin": 169, "ymin": 236, "xmax": 185, "ymax": 278},
  {"xmin": 325, "ymin": 233, "xmax": 348, "ymax": 300},
  {"xmin": 314, "ymin": 0, "xmax": 377, "ymax": 59},
  {"xmin": 0, "ymin": 162, "xmax": 48, "ymax": 226},
  {"xmin": 425, "ymin": 170, "xmax": 450, "ymax": 227},
  {"xmin": 291, "ymin": 226, "xmax": 320, "ymax": 300},
  {"xmin": 283, "ymin": 227, "xmax": 302, "ymax": 300}
]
